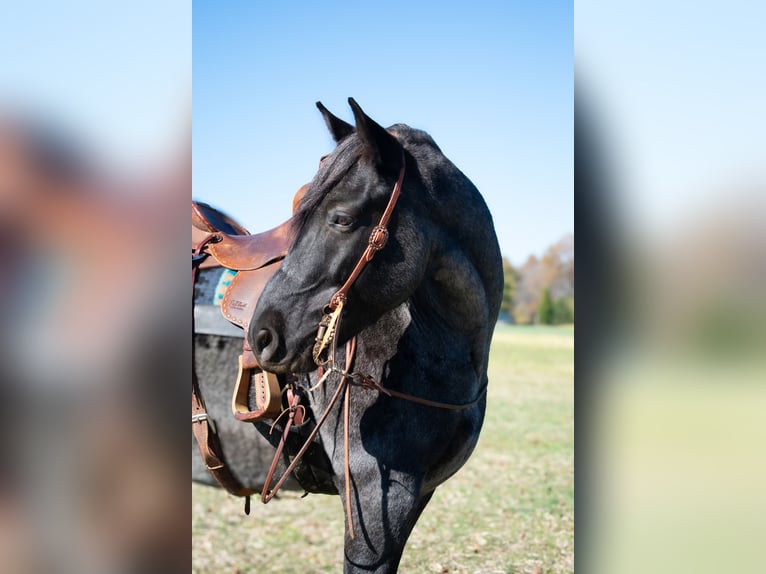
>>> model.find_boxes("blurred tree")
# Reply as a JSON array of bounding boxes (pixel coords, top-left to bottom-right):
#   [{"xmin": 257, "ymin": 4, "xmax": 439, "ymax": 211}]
[
  {"xmin": 512, "ymin": 234, "xmax": 574, "ymax": 324},
  {"xmin": 500, "ymin": 257, "xmax": 519, "ymax": 322},
  {"xmin": 512, "ymin": 255, "xmax": 543, "ymax": 324},
  {"xmin": 546, "ymin": 234, "xmax": 574, "ymax": 301},
  {"xmin": 552, "ymin": 296, "xmax": 574, "ymax": 324},
  {"xmin": 538, "ymin": 288, "xmax": 555, "ymax": 324}
]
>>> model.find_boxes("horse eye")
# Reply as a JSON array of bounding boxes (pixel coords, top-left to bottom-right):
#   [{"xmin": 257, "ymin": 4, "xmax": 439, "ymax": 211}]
[{"xmin": 330, "ymin": 212, "xmax": 356, "ymax": 230}]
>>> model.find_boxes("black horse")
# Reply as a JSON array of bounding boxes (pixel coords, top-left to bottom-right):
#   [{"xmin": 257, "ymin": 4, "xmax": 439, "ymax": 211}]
[{"xmin": 242, "ymin": 98, "xmax": 503, "ymax": 572}]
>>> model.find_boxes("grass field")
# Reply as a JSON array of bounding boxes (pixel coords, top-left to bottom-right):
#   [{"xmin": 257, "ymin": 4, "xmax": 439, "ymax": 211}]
[{"xmin": 192, "ymin": 324, "xmax": 574, "ymax": 573}]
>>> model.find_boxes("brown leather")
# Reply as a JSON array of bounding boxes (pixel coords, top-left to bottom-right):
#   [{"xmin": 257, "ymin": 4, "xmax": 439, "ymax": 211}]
[
  {"xmin": 192, "ymin": 201, "xmax": 250, "ymax": 269},
  {"xmin": 193, "ymin": 225, "xmax": 225, "ymax": 269},
  {"xmin": 192, "ymin": 213, "xmax": 278, "ymax": 497},
  {"xmin": 193, "ymin": 198, "xmax": 297, "ymax": 431},
  {"xmin": 207, "ymin": 219, "xmax": 294, "ymax": 271},
  {"xmin": 232, "ymin": 349, "xmax": 283, "ymax": 422},
  {"xmin": 221, "ymin": 259, "xmax": 287, "ymax": 422},
  {"xmin": 327, "ymin": 148, "xmax": 405, "ymax": 311},
  {"xmin": 313, "ymin": 148, "xmax": 406, "ymax": 364},
  {"xmin": 220, "ymin": 260, "xmax": 282, "ymax": 329},
  {"xmin": 292, "ymin": 183, "xmax": 309, "ymax": 213},
  {"xmin": 192, "ymin": 238, "xmax": 256, "ymax": 498},
  {"xmin": 193, "ymin": 200, "xmax": 250, "ymax": 235},
  {"xmin": 260, "ymin": 370, "xmax": 348, "ymax": 505},
  {"xmin": 192, "ymin": 378, "xmax": 256, "ymax": 498}
]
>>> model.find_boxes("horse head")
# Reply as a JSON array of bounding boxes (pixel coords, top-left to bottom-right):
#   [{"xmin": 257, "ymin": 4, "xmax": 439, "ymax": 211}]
[{"xmin": 250, "ymin": 98, "xmax": 502, "ymax": 378}]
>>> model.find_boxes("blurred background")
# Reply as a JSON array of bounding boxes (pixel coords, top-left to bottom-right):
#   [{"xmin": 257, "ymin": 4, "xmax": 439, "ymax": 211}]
[
  {"xmin": 1, "ymin": 1, "xmax": 189, "ymax": 572},
  {"xmin": 577, "ymin": 1, "xmax": 766, "ymax": 572}
]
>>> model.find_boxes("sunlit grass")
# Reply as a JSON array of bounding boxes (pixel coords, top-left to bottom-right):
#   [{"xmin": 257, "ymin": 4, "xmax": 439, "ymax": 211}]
[{"xmin": 193, "ymin": 325, "xmax": 574, "ymax": 573}]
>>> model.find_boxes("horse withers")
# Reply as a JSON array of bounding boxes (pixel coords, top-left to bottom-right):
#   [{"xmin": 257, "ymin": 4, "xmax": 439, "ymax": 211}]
[{"xmin": 246, "ymin": 98, "xmax": 503, "ymax": 573}]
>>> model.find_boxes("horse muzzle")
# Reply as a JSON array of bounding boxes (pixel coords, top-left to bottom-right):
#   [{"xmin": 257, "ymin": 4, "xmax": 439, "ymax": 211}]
[{"xmin": 250, "ymin": 311, "xmax": 318, "ymax": 374}]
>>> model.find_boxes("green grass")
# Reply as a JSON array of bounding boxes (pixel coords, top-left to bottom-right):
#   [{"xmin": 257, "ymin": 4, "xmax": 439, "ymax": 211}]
[{"xmin": 193, "ymin": 325, "xmax": 574, "ymax": 573}]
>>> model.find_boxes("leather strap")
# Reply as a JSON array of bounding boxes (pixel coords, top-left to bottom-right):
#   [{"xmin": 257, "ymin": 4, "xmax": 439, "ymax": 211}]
[
  {"xmin": 312, "ymin": 148, "xmax": 406, "ymax": 364},
  {"xmin": 231, "ymin": 346, "xmax": 283, "ymax": 422},
  {"xmin": 191, "ymin": 376, "xmax": 255, "ymax": 497},
  {"xmin": 327, "ymin": 148, "xmax": 406, "ymax": 310},
  {"xmin": 350, "ymin": 372, "xmax": 488, "ymax": 411},
  {"xmin": 259, "ymin": 334, "xmax": 487, "ymax": 538},
  {"xmin": 260, "ymin": 376, "xmax": 348, "ymax": 504},
  {"xmin": 192, "ymin": 236, "xmax": 255, "ymax": 499}
]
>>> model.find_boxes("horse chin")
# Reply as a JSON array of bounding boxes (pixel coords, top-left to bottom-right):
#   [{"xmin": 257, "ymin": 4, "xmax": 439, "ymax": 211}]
[
  {"xmin": 288, "ymin": 347, "xmax": 319, "ymax": 375},
  {"xmin": 261, "ymin": 340, "xmax": 317, "ymax": 375}
]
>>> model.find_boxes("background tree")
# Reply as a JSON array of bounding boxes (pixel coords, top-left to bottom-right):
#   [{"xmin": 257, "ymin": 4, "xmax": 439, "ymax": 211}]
[
  {"xmin": 500, "ymin": 257, "xmax": 519, "ymax": 322},
  {"xmin": 546, "ymin": 234, "xmax": 574, "ymax": 302},
  {"xmin": 510, "ymin": 233, "xmax": 574, "ymax": 324},
  {"xmin": 538, "ymin": 288, "xmax": 554, "ymax": 324},
  {"xmin": 512, "ymin": 255, "xmax": 543, "ymax": 323},
  {"xmin": 552, "ymin": 296, "xmax": 574, "ymax": 324}
]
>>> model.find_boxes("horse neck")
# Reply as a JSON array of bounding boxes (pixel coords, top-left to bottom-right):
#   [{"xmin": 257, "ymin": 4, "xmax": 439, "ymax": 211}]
[{"xmin": 351, "ymin": 287, "xmax": 490, "ymax": 404}]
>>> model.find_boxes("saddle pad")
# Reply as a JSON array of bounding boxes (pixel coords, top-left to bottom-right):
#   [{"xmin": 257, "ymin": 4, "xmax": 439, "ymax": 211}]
[
  {"xmin": 194, "ymin": 267, "xmax": 235, "ymax": 305},
  {"xmin": 193, "ymin": 268, "xmax": 244, "ymax": 338}
]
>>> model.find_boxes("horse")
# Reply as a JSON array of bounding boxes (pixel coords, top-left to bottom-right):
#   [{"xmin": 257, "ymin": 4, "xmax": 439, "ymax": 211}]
[{"xmin": 241, "ymin": 98, "xmax": 503, "ymax": 572}]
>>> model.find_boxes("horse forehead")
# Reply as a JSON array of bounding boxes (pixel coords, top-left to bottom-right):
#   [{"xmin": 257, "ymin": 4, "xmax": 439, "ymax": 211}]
[
  {"xmin": 302, "ymin": 159, "xmax": 379, "ymax": 214},
  {"xmin": 328, "ymin": 162, "xmax": 382, "ymax": 197}
]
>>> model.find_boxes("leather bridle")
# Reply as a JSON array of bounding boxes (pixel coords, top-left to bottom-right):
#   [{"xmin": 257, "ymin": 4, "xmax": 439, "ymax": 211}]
[{"xmin": 312, "ymin": 148, "xmax": 406, "ymax": 365}]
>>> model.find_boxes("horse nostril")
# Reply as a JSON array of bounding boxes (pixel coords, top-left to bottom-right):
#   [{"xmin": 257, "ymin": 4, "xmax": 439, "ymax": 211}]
[
  {"xmin": 254, "ymin": 327, "xmax": 278, "ymax": 362},
  {"xmin": 255, "ymin": 328, "xmax": 272, "ymax": 351}
]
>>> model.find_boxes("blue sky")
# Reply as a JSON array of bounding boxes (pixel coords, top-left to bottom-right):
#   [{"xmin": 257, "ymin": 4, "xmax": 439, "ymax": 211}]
[{"xmin": 193, "ymin": 1, "xmax": 573, "ymax": 266}]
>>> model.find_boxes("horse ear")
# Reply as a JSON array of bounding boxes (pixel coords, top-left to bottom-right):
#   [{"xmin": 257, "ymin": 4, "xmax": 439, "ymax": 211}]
[
  {"xmin": 316, "ymin": 101, "xmax": 354, "ymax": 143},
  {"xmin": 348, "ymin": 97, "xmax": 402, "ymax": 172}
]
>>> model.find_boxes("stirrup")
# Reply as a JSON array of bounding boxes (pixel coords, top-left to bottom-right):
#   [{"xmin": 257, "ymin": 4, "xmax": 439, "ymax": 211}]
[{"xmin": 232, "ymin": 352, "xmax": 282, "ymax": 422}]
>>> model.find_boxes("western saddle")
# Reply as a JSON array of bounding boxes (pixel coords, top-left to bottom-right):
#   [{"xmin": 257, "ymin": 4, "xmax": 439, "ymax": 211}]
[
  {"xmin": 192, "ymin": 192, "xmax": 307, "ymax": 421},
  {"xmin": 192, "ymin": 188, "xmax": 307, "ymax": 502}
]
